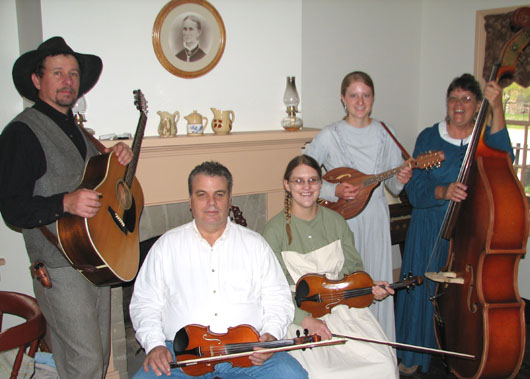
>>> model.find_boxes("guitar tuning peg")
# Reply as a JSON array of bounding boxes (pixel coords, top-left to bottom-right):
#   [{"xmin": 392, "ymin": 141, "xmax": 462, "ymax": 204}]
[
  {"xmin": 296, "ymin": 330, "xmax": 301, "ymax": 337},
  {"xmin": 304, "ymin": 328, "xmax": 309, "ymax": 336}
]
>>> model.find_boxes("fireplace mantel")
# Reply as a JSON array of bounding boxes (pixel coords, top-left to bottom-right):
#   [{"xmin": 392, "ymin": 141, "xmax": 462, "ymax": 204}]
[{"xmin": 103, "ymin": 128, "xmax": 319, "ymax": 218}]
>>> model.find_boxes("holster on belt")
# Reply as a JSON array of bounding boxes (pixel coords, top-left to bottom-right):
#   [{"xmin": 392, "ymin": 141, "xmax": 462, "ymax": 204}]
[{"xmin": 31, "ymin": 261, "xmax": 52, "ymax": 288}]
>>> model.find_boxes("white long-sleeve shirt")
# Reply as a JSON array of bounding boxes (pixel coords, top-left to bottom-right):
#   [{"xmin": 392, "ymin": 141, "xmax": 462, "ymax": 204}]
[{"xmin": 130, "ymin": 219, "xmax": 294, "ymax": 354}]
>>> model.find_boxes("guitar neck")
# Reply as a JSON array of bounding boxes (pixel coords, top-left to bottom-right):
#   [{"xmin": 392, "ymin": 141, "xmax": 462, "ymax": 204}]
[{"xmin": 124, "ymin": 111, "xmax": 147, "ymax": 187}]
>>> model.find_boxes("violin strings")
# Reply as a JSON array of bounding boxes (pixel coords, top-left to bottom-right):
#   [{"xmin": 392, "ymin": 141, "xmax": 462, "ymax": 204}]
[{"xmin": 195, "ymin": 340, "xmax": 296, "ymax": 356}]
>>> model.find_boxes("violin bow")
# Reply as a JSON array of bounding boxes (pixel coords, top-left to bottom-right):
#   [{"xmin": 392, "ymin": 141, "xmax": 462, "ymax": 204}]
[
  {"xmin": 332, "ymin": 333, "xmax": 474, "ymax": 359},
  {"xmin": 169, "ymin": 337, "xmax": 348, "ymax": 368}
]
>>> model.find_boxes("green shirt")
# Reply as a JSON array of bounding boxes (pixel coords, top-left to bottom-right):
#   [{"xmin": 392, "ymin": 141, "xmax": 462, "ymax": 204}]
[{"xmin": 263, "ymin": 205, "xmax": 364, "ymax": 324}]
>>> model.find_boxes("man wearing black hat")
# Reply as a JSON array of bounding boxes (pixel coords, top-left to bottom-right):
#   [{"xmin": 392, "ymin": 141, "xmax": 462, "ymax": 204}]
[{"xmin": 0, "ymin": 36, "xmax": 133, "ymax": 378}]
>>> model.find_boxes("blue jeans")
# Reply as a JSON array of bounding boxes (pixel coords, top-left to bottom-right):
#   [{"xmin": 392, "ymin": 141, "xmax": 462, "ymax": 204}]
[{"xmin": 133, "ymin": 341, "xmax": 307, "ymax": 379}]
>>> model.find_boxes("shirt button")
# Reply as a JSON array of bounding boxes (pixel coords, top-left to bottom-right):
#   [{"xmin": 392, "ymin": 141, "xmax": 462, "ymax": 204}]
[
  {"xmin": 213, "ymin": 290, "xmax": 216, "ymax": 294},
  {"xmin": 215, "ymin": 313, "xmax": 218, "ymax": 316},
  {"xmin": 212, "ymin": 269, "xmax": 215, "ymax": 272}
]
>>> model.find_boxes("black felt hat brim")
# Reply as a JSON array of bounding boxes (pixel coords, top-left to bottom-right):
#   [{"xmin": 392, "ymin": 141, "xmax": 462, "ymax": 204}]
[{"xmin": 12, "ymin": 36, "xmax": 102, "ymax": 103}]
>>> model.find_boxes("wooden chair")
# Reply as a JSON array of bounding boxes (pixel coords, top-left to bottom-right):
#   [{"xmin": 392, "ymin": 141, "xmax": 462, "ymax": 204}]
[
  {"xmin": 0, "ymin": 291, "xmax": 46, "ymax": 379},
  {"xmin": 229, "ymin": 205, "xmax": 247, "ymax": 227}
]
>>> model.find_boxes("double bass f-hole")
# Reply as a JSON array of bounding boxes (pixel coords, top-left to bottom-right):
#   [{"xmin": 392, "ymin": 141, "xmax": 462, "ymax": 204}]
[{"xmin": 465, "ymin": 264, "xmax": 477, "ymax": 314}]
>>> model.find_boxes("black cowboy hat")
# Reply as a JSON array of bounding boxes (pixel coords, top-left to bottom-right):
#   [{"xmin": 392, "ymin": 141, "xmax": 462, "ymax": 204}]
[{"xmin": 12, "ymin": 36, "xmax": 102, "ymax": 102}]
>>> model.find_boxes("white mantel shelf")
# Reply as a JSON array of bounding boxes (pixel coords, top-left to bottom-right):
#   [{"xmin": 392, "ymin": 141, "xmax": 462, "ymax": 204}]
[{"xmin": 102, "ymin": 128, "xmax": 319, "ymax": 218}]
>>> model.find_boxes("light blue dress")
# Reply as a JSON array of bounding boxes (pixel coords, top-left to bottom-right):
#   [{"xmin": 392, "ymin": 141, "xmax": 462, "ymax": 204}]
[
  {"xmin": 395, "ymin": 121, "xmax": 513, "ymax": 372},
  {"xmin": 305, "ymin": 119, "xmax": 405, "ymax": 341}
]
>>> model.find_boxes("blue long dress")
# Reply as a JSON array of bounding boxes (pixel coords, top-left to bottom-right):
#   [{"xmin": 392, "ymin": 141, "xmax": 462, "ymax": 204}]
[{"xmin": 395, "ymin": 121, "xmax": 513, "ymax": 372}]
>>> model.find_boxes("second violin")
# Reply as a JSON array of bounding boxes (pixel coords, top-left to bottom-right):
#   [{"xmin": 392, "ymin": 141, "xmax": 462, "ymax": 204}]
[{"xmin": 296, "ymin": 271, "xmax": 422, "ymax": 318}]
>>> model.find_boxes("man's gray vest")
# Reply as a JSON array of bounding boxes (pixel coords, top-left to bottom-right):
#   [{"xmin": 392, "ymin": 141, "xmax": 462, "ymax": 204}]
[{"xmin": 15, "ymin": 108, "xmax": 99, "ymax": 267}]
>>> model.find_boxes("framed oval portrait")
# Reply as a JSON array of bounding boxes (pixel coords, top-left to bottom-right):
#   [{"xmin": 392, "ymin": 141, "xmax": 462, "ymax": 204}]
[{"xmin": 153, "ymin": 0, "xmax": 226, "ymax": 79}]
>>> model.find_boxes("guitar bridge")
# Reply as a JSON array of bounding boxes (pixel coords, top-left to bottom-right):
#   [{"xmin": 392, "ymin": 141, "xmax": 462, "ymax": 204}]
[{"xmin": 108, "ymin": 206, "xmax": 128, "ymax": 234}]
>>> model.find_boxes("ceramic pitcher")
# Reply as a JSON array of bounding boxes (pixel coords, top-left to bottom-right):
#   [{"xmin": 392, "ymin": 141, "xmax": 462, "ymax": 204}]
[
  {"xmin": 157, "ymin": 111, "xmax": 179, "ymax": 137},
  {"xmin": 185, "ymin": 110, "xmax": 208, "ymax": 136},
  {"xmin": 211, "ymin": 108, "xmax": 235, "ymax": 135}
]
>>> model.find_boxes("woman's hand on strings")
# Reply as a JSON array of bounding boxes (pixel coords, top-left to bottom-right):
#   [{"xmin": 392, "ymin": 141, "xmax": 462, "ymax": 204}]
[
  {"xmin": 335, "ymin": 182, "xmax": 361, "ymax": 200},
  {"xmin": 302, "ymin": 316, "xmax": 333, "ymax": 340},
  {"xmin": 373, "ymin": 281, "xmax": 395, "ymax": 301},
  {"xmin": 397, "ymin": 164, "xmax": 413, "ymax": 184},
  {"xmin": 435, "ymin": 182, "xmax": 468, "ymax": 202}
]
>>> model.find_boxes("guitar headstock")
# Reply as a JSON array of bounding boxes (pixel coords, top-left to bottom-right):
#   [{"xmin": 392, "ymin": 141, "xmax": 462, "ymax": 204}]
[
  {"xmin": 133, "ymin": 89, "xmax": 148, "ymax": 114},
  {"xmin": 411, "ymin": 150, "xmax": 445, "ymax": 170}
]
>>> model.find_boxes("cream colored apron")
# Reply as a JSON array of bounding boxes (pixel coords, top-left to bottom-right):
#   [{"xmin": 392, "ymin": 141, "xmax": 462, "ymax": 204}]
[{"xmin": 282, "ymin": 240, "xmax": 398, "ymax": 379}]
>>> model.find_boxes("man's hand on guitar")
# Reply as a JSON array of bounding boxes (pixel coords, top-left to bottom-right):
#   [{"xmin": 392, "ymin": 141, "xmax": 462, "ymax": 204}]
[
  {"xmin": 250, "ymin": 333, "xmax": 276, "ymax": 365},
  {"xmin": 335, "ymin": 182, "xmax": 360, "ymax": 200},
  {"xmin": 373, "ymin": 281, "xmax": 395, "ymax": 301},
  {"xmin": 302, "ymin": 315, "xmax": 332, "ymax": 340},
  {"xmin": 397, "ymin": 165, "xmax": 413, "ymax": 184},
  {"xmin": 63, "ymin": 189, "xmax": 102, "ymax": 218},
  {"xmin": 142, "ymin": 345, "xmax": 173, "ymax": 376},
  {"xmin": 105, "ymin": 142, "xmax": 133, "ymax": 166}
]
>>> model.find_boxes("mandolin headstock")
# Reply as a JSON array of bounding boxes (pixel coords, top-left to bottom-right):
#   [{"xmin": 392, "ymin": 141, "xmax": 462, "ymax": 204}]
[{"xmin": 411, "ymin": 150, "xmax": 445, "ymax": 170}]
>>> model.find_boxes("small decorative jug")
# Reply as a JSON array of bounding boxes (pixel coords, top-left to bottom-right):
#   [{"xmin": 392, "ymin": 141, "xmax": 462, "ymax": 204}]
[
  {"xmin": 211, "ymin": 108, "xmax": 235, "ymax": 135},
  {"xmin": 184, "ymin": 110, "xmax": 208, "ymax": 136},
  {"xmin": 157, "ymin": 110, "xmax": 179, "ymax": 137}
]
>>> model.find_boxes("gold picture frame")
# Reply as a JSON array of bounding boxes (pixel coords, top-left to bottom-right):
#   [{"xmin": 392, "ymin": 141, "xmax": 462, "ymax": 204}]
[{"xmin": 153, "ymin": 0, "xmax": 226, "ymax": 79}]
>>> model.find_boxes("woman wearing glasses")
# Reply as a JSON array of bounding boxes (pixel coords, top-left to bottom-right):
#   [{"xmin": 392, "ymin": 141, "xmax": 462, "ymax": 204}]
[
  {"xmin": 304, "ymin": 71, "xmax": 412, "ymax": 342},
  {"xmin": 395, "ymin": 73, "xmax": 513, "ymax": 375},
  {"xmin": 262, "ymin": 154, "xmax": 398, "ymax": 378}
]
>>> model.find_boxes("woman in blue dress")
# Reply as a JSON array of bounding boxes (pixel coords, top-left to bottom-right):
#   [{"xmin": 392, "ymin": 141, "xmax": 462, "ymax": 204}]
[{"xmin": 395, "ymin": 73, "xmax": 514, "ymax": 375}]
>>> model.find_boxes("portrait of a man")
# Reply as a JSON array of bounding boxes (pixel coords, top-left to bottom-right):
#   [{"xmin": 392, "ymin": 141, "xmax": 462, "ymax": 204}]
[{"xmin": 176, "ymin": 15, "xmax": 206, "ymax": 63}]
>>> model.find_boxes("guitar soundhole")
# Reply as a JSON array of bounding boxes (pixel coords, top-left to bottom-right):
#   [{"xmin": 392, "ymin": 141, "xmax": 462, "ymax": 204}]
[{"xmin": 116, "ymin": 179, "xmax": 132, "ymax": 210}]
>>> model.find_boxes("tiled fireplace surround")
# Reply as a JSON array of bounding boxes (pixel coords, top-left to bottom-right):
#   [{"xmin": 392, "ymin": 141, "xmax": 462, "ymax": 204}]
[{"xmin": 102, "ymin": 129, "xmax": 319, "ymax": 378}]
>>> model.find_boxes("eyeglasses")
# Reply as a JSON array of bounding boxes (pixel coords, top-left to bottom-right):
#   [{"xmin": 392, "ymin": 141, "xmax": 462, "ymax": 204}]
[
  {"xmin": 289, "ymin": 177, "xmax": 321, "ymax": 186},
  {"xmin": 448, "ymin": 95, "xmax": 474, "ymax": 105}
]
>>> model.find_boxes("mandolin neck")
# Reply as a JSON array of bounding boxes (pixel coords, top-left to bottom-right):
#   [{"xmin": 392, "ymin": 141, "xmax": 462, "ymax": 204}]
[{"xmin": 362, "ymin": 165, "xmax": 404, "ymax": 187}]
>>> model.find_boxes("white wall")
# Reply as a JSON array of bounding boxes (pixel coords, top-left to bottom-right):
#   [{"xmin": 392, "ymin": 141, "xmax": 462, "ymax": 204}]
[
  {"xmin": 1, "ymin": 0, "xmax": 529, "ymax": 299},
  {"xmin": 0, "ymin": 1, "xmax": 34, "ymax": 296},
  {"xmin": 302, "ymin": 0, "xmax": 422, "ymax": 151},
  {"xmin": 40, "ymin": 0, "xmax": 303, "ymax": 137}
]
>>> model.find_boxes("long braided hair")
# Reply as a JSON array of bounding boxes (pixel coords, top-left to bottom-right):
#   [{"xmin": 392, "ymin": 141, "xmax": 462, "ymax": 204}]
[{"xmin": 283, "ymin": 155, "xmax": 322, "ymax": 245}]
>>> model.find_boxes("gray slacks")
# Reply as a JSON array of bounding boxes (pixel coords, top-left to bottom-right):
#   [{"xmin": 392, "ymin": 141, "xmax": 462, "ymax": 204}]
[{"xmin": 33, "ymin": 265, "xmax": 111, "ymax": 378}]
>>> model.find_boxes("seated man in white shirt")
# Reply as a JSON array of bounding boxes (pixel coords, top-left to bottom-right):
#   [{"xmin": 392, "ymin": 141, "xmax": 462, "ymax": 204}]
[{"xmin": 130, "ymin": 161, "xmax": 307, "ymax": 378}]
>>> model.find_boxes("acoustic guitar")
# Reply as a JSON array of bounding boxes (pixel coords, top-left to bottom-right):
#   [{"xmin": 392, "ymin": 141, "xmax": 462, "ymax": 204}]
[
  {"xmin": 57, "ymin": 90, "xmax": 147, "ymax": 286},
  {"xmin": 318, "ymin": 151, "xmax": 445, "ymax": 219}
]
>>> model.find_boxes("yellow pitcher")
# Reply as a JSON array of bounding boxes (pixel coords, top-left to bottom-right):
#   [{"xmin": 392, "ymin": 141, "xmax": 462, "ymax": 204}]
[{"xmin": 211, "ymin": 108, "xmax": 235, "ymax": 135}]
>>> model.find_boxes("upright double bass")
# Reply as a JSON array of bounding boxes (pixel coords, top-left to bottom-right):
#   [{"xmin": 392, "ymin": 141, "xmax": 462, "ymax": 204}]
[{"xmin": 429, "ymin": 8, "xmax": 530, "ymax": 379}]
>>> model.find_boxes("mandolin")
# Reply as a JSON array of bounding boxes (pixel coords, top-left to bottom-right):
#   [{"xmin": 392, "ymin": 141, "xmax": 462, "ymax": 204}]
[
  {"xmin": 56, "ymin": 90, "xmax": 147, "ymax": 286},
  {"xmin": 295, "ymin": 271, "xmax": 423, "ymax": 318},
  {"xmin": 170, "ymin": 324, "xmax": 346, "ymax": 376},
  {"xmin": 318, "ymin": 151, "xmax": 445, "ymax": 219}
]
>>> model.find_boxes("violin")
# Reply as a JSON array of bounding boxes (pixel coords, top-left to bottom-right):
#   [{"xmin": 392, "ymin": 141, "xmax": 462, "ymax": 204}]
[
  {"xmin": 170, "ymin": 324, "xmax": 346, "ymax": 376},
  {"xmin": 295, "ymin": 271, "xmax": 422, "ymax": 318}
]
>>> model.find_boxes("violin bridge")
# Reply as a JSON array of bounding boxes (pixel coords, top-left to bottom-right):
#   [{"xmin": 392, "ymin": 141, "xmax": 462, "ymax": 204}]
[{"xmin": 424, "ymin": 271, "xmax": 464, "ymax": 284}]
